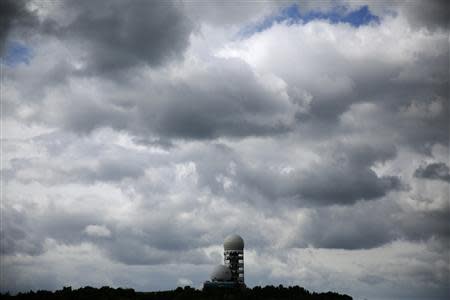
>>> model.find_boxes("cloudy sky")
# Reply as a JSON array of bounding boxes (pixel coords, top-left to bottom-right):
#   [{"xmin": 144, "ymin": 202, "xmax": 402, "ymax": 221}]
[{"xmin": 1, "ymin": 0, "xmax": 449, "ymax": 299}]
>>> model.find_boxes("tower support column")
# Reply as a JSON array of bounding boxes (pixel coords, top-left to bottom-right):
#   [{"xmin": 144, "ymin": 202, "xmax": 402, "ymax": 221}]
[{"xmin": 224, "ymin": 249, "xmax": 244, "ymax": 285}]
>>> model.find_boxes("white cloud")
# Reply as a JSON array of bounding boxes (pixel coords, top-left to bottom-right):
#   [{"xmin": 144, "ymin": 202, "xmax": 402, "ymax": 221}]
[{"xmin": 176, "ymin": 278, "xmax": 193, "ymax": 287}]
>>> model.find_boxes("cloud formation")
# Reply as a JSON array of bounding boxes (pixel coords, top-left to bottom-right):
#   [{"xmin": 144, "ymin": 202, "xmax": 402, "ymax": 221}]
[
  {"xmin": 0, "ymin": 0, "xmax": 35, "ymax": 53},
  {"xmin": 56, "ymin": 0, "xmax": 194, "ymax": 75},
  {"xmin": 415, "ymin": 162, "xmax": 450, "ymax": 182},
  {"xmin": 1, "ymin": 1, "xmax": 449, "ymax": 300}
]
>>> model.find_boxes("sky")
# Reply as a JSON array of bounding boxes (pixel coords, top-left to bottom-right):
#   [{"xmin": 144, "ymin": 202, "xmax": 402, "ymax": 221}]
[{"xmin": 0, "ymin": 1, "xmax": 449, "ymax": 299}]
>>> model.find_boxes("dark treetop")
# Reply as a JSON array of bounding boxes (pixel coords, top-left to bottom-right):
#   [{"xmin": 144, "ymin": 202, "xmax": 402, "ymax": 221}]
[{"xmin": 2, "ymin": 285, "xmax": 352, "ymax": 300}]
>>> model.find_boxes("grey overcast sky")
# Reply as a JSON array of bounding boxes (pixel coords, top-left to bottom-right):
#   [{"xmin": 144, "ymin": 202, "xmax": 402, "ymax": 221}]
[{"xmin": 1, "ymin": 1, "xmax": 449, "ymax": 299}]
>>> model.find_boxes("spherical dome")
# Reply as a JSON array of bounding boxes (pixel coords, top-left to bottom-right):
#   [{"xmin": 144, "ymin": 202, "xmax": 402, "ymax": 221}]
[
  {"xmin": 224, "ymin": 234, "xmax": 244, "ymax": 250},
  {"xmin": 210, "ymin": 265, "xmax": 232, "ymax": 281}
]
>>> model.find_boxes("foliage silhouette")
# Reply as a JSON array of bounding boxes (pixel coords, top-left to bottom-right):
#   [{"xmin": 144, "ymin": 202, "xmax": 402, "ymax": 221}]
[{"xmin": 1, "ymin": 285, "xmax": 352, "ymax": 300}]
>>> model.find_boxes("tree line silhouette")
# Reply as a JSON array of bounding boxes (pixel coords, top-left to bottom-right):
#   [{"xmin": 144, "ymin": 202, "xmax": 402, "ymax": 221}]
[{"xmin": 2, "ymin": 285, "xmax": 352, "ymax": 300}]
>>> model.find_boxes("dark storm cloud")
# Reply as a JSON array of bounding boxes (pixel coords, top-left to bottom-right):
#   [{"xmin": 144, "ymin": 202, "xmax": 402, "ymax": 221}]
[
  {"xmin": 0, "ymin": 0, "xmax": 36, "ymax": 53},
  {"xmin": 0, "ymin": 204, "xmax": 43, "ymax": 256},
  {"xmin": 59, "ymin": 99, "xmax": 129, "ymax": 134},
  {"xmin": 397, "ymin": 209, "xmax": 450, "ymax": 242},
  {"xmin": 182, "ymin": 142, "xmax": 404, "ymax": 206},
  {"xmin": 90, "ymin": 159, "xmax": 145, "ymax": 182},
  {"xmin": 300, "ymin": 143, "xmax": 402, "ymax": 205},
  {"xmin": 51, "ymin": 0, "xmax": 194, "ymax": 75},
  {"xmin": 414, "ymin": 162, "xmax": 450, "ymax": 182},
  {"xmin": 141, "ymin": 60, "xmax": 294, "ymax": 139},
  {"xmin": 236, "ymin": 143, "xmax": 404, "ymax": 206},
  {"xmin": 398, "ymin": 0, "xmax": 450, "ymax": 31},
  {"xmin": 398, "ymin": 97, "xmax": 449, "ymax": 155},
  {"xmin": 106, "ymin": 241, "xmax": 210, "ymax": 265},
  {"xmin": 101, "ymin": 226, "xmax": 213, "ymax": 265},
  {"xmin": 233, "ymin": 163, "xmax": 401, "ymax": 206},
  {"xmin": 331, "ymin": 84, "xmax": 448, "ymax": 155},
  {"xmin": 295, "ymin": 164, "xmax": 402, "ymax": 205},
  {"xmin": 133, "ymin": 137, "xmax": 175, "ymax": 150},
  {"xmin": 30, "ymin": 57, "xmax": 298, "ymax": 139},
  {"xmin": 299, "ymin": 204, "xmax": 397, "ymax": 249},
  {"xmin": 292, "ymin": 197, "xmax": 449, "ymax": 250},
  {"xmin": 305, "ymin": 57, "xmax": 448, "ymax": 155}
]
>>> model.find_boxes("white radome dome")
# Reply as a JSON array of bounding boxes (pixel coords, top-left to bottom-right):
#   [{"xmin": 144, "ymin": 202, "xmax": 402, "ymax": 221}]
[
  {"xmin": 210, "ymin": 265, "xmax": 232, "ymax": 281},
  {"xmin": 224, "ymin": 234, "xmax": 244, "ymax": 250}
]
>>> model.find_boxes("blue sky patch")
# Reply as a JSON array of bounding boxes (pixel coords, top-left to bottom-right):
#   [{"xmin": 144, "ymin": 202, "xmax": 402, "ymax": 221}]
[
  {"xmin": 239, "ymin": 5, "xmax": 380, "ymax": 37},
  {"xmin": 3, "ymin": 41, "xmax": 33, "ymax": 67}
]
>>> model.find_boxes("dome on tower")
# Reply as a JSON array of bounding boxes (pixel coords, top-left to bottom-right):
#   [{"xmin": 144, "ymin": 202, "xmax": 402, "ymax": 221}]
[
  {"xmin": 224, "ymin": 234, "xmax": 244, "ymax": 250},
  {"xmin": 210, "ymin": 265, "xmax": 232, "ymax": 281}
]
